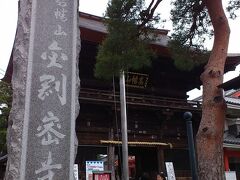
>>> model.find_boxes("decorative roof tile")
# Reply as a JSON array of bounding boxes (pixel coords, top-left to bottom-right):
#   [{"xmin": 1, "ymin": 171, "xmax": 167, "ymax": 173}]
[
  {"xmin": 225, "ymin": 97, "xmax": 240, "ymax": 105},
  {"xmin": 224, "ymin": 131, "xmax": 240, "ymax": 145}
]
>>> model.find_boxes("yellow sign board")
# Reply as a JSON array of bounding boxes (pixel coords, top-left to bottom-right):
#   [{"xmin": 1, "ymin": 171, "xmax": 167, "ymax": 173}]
[{"xmin": 126, "ymin": 72, "xmax": 149, "ymax": 88}]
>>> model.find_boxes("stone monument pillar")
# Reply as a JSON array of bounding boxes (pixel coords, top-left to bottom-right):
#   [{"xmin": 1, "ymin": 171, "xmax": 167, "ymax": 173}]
[{"xmin": 5, "ymin": 0, "xmax": 80, "ymax": 179}]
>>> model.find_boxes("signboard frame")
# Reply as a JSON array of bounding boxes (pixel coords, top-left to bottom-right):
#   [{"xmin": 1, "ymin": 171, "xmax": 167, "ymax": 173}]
[
  {"xmin": 86, "ymin": 161, "xmax": 104, "ymax": 180},
  {"xmin": 93, "ymin": 171, "xmax": 112, "ymax": 180}
]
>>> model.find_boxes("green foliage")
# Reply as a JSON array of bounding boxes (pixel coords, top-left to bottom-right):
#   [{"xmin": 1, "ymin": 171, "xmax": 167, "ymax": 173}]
[
  {"xmin": 0, "ymin": 81, "xmax": 12, "ymax": 153},
  {"xmin": 95, "ymin": 0, "xmax": 160, "ymax": 79},
  {"xmin": 171, "ymin": 0, "xmax": 212, "ymax": 48},
  {"xmin": 227, "ymin": 0, "xmax": 240, "ymax": 19},
  {"xmin": 169, "ymin": 0, "xmax": 212, "ymax": 70},
  {"xmin": 169, "ymin": 40, "xmax": 209, "ymax": 71}
]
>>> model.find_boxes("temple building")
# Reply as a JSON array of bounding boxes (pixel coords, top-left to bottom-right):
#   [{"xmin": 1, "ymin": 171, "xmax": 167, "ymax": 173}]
[
  {"xmin": 73, "ymin": 12, "xmax": 240, "ymax": 179},
  {"xmin": 2, "ymin": 12, "xmax": 240, "ymax": 180},
  {"xmin": 218, "ymin": 76, "xmax": 240, "ymax": 179}
]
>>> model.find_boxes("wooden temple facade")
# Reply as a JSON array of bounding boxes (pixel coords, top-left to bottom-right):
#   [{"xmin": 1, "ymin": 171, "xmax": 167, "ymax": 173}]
[
  {"xmin": 74, "ymin": 12, "xmax": 239, "ymax": 180},
  {"xmin": 2, "ymin": 12, "xmax": 240, "ymax": 180},
  {"xmin": 75, "ymin": 12, "xmax": 205, "ymax": 180}
]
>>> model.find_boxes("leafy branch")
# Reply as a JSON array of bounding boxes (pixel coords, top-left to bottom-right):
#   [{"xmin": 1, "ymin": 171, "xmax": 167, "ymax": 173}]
[
  {"xmin": 227, "ymin": 0, "xmax": 240, "ymax": 19},
  {"xmin": 0, "ymin": 81, "xmax": 12, "ymax": 154},
  {"xmin": 95, "ymin": 0, "xmax": 163, "ymax": 79}
]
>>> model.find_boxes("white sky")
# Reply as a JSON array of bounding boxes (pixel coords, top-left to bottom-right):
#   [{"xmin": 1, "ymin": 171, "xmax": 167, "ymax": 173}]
[{"xmin": 0, "ymin": 0, "xmax": 240, "ymax": 99}]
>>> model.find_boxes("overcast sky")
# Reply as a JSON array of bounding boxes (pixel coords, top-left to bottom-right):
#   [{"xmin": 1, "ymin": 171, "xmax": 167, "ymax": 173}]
[{"xmin": 0, "ymin": 0, "xmax": 240, "ymax": 99}]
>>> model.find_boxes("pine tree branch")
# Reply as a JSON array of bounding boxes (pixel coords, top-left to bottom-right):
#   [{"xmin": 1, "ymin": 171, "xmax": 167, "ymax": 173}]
[{"xmin": 139, "ymin": 0, "xmax": 163, "ymax": 29}]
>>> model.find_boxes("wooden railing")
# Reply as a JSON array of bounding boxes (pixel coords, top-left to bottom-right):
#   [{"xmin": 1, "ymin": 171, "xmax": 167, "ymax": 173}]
[{"xmin": 79, "ymin": 88, "xmax": 201, "ymax": 111}]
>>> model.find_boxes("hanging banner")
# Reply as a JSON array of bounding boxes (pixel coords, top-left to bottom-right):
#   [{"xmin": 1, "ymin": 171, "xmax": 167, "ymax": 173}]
[
  {"xmin": 165, "ymin": 162, "xmax": 176, "ymax": 180},
  {"xmin": 74, "ymin": 164, "xmax": 79, "ymax": 180}
]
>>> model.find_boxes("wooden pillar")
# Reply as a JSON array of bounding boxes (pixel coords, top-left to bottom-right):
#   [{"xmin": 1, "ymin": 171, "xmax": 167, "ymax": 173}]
[
  {"xmin": 136, "ymin": 155, "xmax": 142, "ymax": 179},
  {"xmin": 157, "ymin": 147, "xmax": 165, "ymax": 173},
  {"xmin": 224, "ymin": 149, "xmax": 229, "ymax": 171},
  {"xmin": 108, "ymin": 128, "xmax": 115, "ymax": 179}
]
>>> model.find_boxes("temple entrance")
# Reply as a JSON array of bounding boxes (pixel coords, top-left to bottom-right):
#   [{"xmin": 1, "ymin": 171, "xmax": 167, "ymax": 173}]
[
  {"xmin": 131, "ymin": 147, "xmax": 158, "ymax": 179},
  {"xmin": 115, "ymin": 147, "xmax": 159, "ymax": 180}
]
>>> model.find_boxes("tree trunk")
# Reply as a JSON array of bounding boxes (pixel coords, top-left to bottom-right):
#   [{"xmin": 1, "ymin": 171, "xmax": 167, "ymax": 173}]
[{"xmin": 196, "ymin": 0, "xmax": 230, "ymax": 179}]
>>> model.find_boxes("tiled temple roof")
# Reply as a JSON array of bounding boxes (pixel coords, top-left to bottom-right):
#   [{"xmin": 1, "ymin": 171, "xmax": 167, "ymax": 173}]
[{"xmin": 224, "ymin": 131, "xmax": 240, "ymax": 145}]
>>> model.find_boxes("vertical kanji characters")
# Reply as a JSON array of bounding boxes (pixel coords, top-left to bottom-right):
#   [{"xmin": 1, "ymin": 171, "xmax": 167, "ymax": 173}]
[
  {"xmin": 36, "ymin": 111, "xmax": 65, "ymax": 145},
  {"xmin": 35, "ymin": 152, "xmax": 62, "ymax": 180}
]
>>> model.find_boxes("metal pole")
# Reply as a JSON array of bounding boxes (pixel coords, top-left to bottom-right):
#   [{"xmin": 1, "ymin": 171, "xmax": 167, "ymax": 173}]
[
  {"xmin": 184, "ymin": 112, "xmax": 198, "ymax": 180},
  {"xmin": 120, "ymin": 70, "xmax": 129, "ymax": 180}
]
